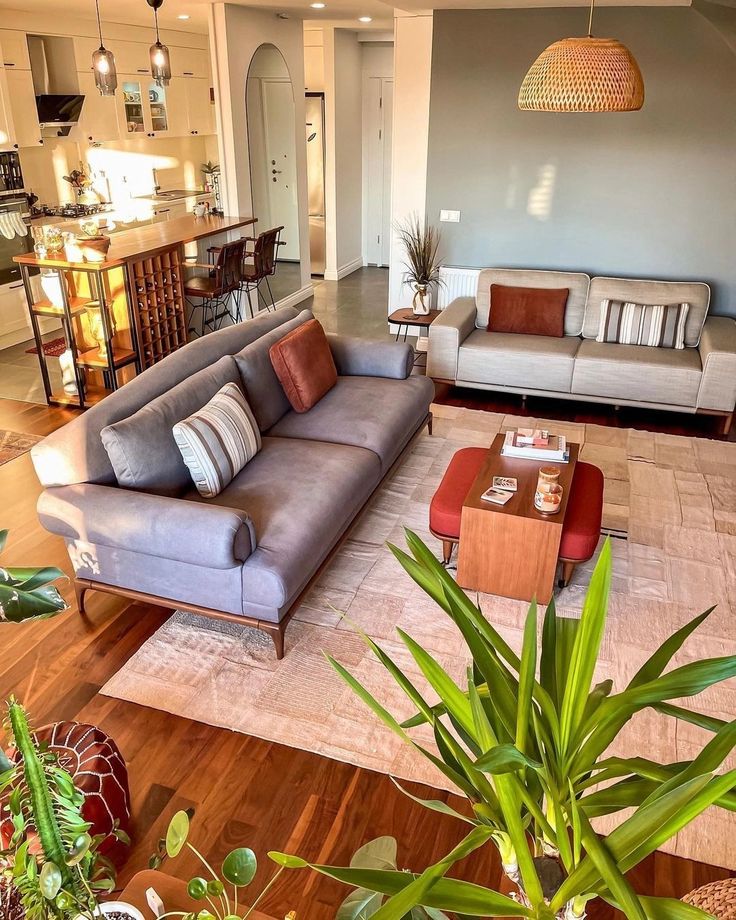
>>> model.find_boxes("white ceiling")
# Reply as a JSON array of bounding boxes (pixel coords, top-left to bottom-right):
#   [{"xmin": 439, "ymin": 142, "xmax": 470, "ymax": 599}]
[{"xmin": 0, "ymin": 0, "xmax": 692, "ymax": 40}]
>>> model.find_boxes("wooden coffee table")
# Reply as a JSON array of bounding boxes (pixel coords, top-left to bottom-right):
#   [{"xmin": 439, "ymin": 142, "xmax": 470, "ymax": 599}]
[{"xmin": 457, "ymin": 432, "xmax": 579, "ymax": 604}]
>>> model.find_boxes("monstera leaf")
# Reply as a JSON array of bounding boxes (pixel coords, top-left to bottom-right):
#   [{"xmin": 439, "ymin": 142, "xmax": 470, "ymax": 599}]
[{"xmin": 0, "ymin": 530, "xmax": 68, "ymax": 623}]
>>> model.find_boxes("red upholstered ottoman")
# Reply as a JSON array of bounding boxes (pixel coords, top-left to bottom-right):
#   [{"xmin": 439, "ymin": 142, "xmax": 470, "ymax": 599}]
[
  {"xmin": 0, "ymin": 721, "xmax": 131, "ymax": 865},
  {"xmin": 558, "ymin": 461, "xmax": 604, "ymax": 586},
  {"xmin": 429, "ymin": 448, "xmax": 604, "ymax": 580}
]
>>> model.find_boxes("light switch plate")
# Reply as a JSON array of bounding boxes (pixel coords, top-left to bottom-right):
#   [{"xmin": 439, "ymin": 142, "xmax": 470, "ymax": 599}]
[{"xmin": 440, "ymin": 209, "xmax": 461, "ymax": 223}]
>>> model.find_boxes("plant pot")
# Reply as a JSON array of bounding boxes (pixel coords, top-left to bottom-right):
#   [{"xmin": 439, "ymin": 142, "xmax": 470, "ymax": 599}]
[
  {"xmin": 411, "ymin": 284, "xmax": 430, "ymax": 316},
  {"xmin": 77, "ymin": 236, "xmax": 111, "ymax": 263},
  {"xmin": 75, "ymin": 902, "xmax": 145, "ymax": 920}
]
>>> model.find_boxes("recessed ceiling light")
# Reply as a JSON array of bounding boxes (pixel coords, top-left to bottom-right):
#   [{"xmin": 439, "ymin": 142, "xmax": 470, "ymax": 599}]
[
  {"xmin": 358, "ymin": 15, "xmax": 372, "ymax": 21},
  {"xmin": 177, "ymin": 13, "xmax": 190, "ymax": 18},
  {"xmin": 310, "ymin": 3, "xmax": 326, "ymax": 8}
]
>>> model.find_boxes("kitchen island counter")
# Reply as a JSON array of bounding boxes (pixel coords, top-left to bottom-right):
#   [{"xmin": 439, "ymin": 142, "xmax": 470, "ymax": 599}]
[{"xmin": 15, "ymin": 213, "xmax": 257, "ymax": 271}]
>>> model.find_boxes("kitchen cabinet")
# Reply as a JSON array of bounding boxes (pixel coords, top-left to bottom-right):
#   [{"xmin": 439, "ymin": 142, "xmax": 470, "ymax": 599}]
[
  {"xmin": 107, "ymin": 40, "xmax": 151, "ymax": 77},
  {"xmin": 0, "ymin": 68, "xmax": 15, "ymax": 151},
  {"xmin": 0, "ymin": 276, "xmax": 54, "ymax": 351},
  {"xmin": 5, "ymin": 69, "xmax": 42, "ymax": 148},
  {"xmin": 172, "ymin": 48, "xmax": 209, "ymax": 79},
  {"xmin": 119, "ymin": 76, "xmax": 171, "ymax": 138},
  {"xmin": 0, "ymin": 30, "xmax": 31, "ymax": 70},
  {"xmin": 183, "ymin": 78, "xmax": 214, "ymax": 135},
  {"xmin": 76, "ymin": 72, "xmax": 121, "ymax": 143}
]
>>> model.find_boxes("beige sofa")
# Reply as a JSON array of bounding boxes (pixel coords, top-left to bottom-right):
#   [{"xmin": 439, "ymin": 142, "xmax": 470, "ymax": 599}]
[{"xmin": 427, "ymin": 268, "xmax": 736, "ymax": 433}]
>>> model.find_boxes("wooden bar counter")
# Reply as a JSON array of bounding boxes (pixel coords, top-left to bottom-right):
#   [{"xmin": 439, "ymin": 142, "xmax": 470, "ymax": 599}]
[{"xmin": 14, "ymin": 213, "xmax": 256, "ymax": 407}]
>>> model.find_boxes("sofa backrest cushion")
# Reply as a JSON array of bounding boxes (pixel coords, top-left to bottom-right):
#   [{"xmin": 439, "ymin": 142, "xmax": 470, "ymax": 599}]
[
  {"xmin": 582, "ymin": 277, "xmax": 711, "ymax": 346},
  {"xmin": 31, "ymin": 306, "xmax": 300, "ymax": 489},
  {"xmin": 234, "ymin": 309, "xmax": 313, "ymax": 430},
  {"xmin": 476, "ymin": 269, "xmax": 591, "ymax": 336},
  {"xmin": 100, "ymin": 355, "xmax": 242, "ymax": 496}
]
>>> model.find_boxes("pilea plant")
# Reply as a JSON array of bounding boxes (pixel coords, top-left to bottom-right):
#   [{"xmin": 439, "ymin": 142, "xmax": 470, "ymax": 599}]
[
  {"xmin": 271, "ymin": 534, "xmax": 736, "ymax": 920},
  {"xmin": 152, "ymin": 810, "xmax": 290, "ymax": 920},
  {"xmin": 0, "ymin": 699, "xmax": 117, "ymax": 920}
]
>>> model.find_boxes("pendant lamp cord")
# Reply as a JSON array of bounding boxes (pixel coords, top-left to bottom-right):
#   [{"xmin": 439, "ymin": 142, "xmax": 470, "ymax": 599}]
[
  {"xmin": 587, "ymin": 0, "xmax": 595, "ymax": 37},
  {"xmin": 95, "ymin": 0, "xmax": 104, "ymax": 46},
  {"xmin": 154, "ymin": 6, "xmax": 161, "ymax": 43}
]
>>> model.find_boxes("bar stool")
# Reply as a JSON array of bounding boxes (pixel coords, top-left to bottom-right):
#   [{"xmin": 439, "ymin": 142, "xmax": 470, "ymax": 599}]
[
  {"xmin": 238, "ymin": 226, "xmax": 285, "ymax": 317},
  {"xmin": 184, "ymin": 238, "xmax": 247, "ymax": 336}
]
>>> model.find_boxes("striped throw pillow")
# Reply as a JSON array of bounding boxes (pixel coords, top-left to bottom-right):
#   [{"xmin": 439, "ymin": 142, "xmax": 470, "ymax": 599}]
[
  {"xmin": 596, "ymin": 300, "xmax": 689, "ymax": 349},
  {"xmin": 173, "ymin": 382, "xmax": 261, "ymax": 498}
]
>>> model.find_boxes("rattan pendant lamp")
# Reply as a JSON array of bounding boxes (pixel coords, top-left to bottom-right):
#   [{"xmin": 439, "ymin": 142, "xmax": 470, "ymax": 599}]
[{"xmin": 518, "ymin": 0, "xmax": 644, "ymax": 112}]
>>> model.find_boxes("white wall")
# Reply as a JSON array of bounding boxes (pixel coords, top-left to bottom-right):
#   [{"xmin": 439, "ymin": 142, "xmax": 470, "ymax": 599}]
[
  {"xmin": 210, "ymin": 2, "xmax": 312, "ymax": 303},
  {"xmin": 388, "ymin": 12, "xmax": 433, "ymax": 311}
]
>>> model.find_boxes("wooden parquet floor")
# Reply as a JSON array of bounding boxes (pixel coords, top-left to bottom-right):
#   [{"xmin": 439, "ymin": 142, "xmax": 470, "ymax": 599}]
[{"xmin": 0, "ymin": 397, "xmax": 732, "ymax": 919}]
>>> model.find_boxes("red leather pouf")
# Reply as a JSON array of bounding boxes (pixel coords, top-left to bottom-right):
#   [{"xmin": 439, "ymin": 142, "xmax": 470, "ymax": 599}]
[{"xmin": 1, "ymin": 722, "xmax": 131, "ymax": 865}]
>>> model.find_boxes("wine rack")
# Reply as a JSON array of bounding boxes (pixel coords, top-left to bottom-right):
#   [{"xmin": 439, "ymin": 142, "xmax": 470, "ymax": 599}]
[{"xmin": 128, "ymin": 246, "xmax": 188, "ymax": 369}]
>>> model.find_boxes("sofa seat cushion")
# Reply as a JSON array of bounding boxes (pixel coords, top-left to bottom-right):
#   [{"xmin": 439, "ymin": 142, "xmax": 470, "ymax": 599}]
[
  {"xmin": 188, "ymin": 436, "xmax": 381, "ymax": 615},
  {"xmin": 457, "ymin": 329, "xmax": 581, "ymax": 393},
  {"xmin": 266, "ymin": 374, "xmax": 434, "ymax": 473},
  {"xmin": 572, "ymin": 340, "xmax": 702, "ymax": 407}
]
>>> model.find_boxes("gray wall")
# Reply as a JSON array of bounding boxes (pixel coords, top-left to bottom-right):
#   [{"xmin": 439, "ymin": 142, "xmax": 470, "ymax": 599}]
[{"xmin": 426, "ymin": 7, "xmax": 736, "ymax": 315}]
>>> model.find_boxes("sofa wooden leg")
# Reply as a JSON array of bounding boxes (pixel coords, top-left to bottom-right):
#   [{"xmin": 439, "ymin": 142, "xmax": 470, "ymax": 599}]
[
  {"xmin": 262, "ymin": 623, "xmax": 285, "ymax": 660},
  {"xmin": 442, "ymin": 540, "xmax": 454, "ymax": 566},
  {"xmin": 427, "ymin": 413, "xmax": 433, "ymax": 436},
  {"xmin": 723, "ymin": 412, "xmax": 733, "ymax": 437},
  {"xmin": 558, "ymin": 560, "xmax": 576, "ymax": 588},
  {"xmin": 74, "ymin": 581, "xmax": 89, "ymax": 616}
]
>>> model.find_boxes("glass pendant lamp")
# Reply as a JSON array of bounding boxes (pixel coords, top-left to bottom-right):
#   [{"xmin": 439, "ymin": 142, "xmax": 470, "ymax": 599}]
[
  {"xmin": 147, "ymin": 0, "xmax": 172, "ymax": 86},
  {"xmin": 91, "ymin": 0, "xmax": 117, "ymax": 95}
]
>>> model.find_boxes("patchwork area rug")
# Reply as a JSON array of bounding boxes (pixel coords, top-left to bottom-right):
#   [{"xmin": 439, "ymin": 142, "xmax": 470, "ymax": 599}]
[
  {"xmin": 101, "ymin": 405, "xmax": 736, "ymax": 868},
  {"xmin": 0, "ymin": 429, "xmax": 41, "ymax": 466}
]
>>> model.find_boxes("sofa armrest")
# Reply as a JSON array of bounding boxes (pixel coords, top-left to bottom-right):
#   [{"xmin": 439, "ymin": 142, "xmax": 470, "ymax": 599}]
[
  {"xmin": 37, "ymin": 484, "xmax": 255, "ymax": 570},
  {"xmin": 328, "ymin": 334, "xmax": 413, "ymax": 379},
  {"xmin": 697, "ymin": 316, "xmax": 736, "ymax": 412},
  {"xmin": 427, "ymin": 297, "xmax": 477, "ymax": 381}
]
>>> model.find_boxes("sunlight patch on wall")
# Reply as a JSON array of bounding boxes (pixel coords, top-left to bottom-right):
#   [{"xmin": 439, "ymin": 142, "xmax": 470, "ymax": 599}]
[{"xmin": 527, "ymin": 162, "xmax": 556, "ymax": 222}]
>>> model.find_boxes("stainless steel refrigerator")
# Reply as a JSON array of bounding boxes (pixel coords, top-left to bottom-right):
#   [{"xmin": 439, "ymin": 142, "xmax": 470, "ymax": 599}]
[{"xmin": 305, "ymin": 92, "xmax": 325, "ymax": 277}]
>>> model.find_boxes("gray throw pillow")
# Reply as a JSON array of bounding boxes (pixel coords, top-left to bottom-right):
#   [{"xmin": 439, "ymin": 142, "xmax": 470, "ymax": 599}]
[
  {"xmin": 234, "ymin": 309, "xmax": 313, "ymax": 431},
  {"xmin": 101, "ymin": 355, "xmax": 240, "ymax": 495}
]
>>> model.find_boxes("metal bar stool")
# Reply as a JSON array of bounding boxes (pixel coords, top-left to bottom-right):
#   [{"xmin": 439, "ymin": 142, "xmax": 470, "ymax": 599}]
[
  {"xmin": 238, "ymin": 226, "xmax": 285, "ymax": 317},
  {"xmin": 184, "ymin": 238, "xmax": 247, "ymax": 336}
]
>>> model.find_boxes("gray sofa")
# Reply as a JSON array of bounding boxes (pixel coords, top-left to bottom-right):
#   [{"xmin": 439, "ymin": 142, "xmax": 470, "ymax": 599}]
[
  {"xmin": 32, "ymin": 307, "xmax": 434, "ymax": 657},
  {"xmin": 428, "ymin": 268, "xmax": 736, "ymax": 433}
]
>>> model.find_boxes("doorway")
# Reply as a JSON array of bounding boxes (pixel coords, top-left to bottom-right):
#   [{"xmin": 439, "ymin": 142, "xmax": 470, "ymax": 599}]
[{"xmin": 364, "ymin": 76, "xmax": 393, "ymax": 267}]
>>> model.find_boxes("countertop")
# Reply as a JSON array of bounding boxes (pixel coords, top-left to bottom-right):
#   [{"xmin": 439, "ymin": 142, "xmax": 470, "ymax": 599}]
[{"xmin": 14, "ymin": 213, "xmax": 257, "ymax": 271}]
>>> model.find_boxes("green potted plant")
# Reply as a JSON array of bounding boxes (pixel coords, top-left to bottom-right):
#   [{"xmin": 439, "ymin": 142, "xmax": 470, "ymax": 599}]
[
  {"xmin": 0, "ymin": 529, "xmax": 68, "ymax": 624},
  {"xmin": 0, "ymin": 699, "xmax": 131, "ymax": 920},
  {"xmin": 395, "ymin": 216, "xmax": 441, "ymax": 316},
  {"xmin": 200, "ymin": 162, "xmax": 220, "ymax": 194},
  {"xmin": 271, "ymin": 535, "xmax": 736, "ymax": 920},
  {"xmin": 149, "ymin": 809, "xmax": 292, "ymax": 920}
]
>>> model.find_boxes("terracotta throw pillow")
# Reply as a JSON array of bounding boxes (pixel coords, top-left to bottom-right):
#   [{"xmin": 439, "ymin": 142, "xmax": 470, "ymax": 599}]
[
  {"xmin": 269, "ymin": 318, "xmax": 337, "ymax": 413},
  {"xmin": 487, "ymin": 284, "xmax": 569, "ymax": 337}
]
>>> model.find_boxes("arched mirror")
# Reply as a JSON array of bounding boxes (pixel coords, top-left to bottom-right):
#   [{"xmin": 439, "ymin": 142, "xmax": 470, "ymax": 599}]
[{"xmin": 246, "ymin": 44, "xmax": 301, "ymax": 305}]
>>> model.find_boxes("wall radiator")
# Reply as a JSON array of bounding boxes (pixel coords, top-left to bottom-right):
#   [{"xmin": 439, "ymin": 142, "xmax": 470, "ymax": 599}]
[{"xmin": 437, "ymin": 266, "xmax": 481, "ymax": 308}]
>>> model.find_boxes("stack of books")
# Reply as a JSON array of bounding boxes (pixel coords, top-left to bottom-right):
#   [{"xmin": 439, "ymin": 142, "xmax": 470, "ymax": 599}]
[{"xmin": 501, "ymin": 428, "xmax": 569, "ymax": 463}]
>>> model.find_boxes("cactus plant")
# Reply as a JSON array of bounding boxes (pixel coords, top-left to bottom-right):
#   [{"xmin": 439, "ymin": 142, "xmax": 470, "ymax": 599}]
[{"xmin": 0, "ymin": 699, "xmax": 118, "ymax": 919}]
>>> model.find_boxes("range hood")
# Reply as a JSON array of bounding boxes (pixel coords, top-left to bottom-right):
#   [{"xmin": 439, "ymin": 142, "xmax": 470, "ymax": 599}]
[
  {"xmin": 28, "ymin": 34, "xmax": 85, "ymax": 134},
  {"xmin": 35, "ymin": 94, "xmax": 84, "ymax": 131}
]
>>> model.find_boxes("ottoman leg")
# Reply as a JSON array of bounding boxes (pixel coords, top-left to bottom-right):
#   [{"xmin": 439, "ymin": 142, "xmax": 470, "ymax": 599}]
[
  {"xmin": 559, "ymin": 560, "xmax": 576, "ymax": 588},
  {"xmin": 442, "ymin": 540, "xmax": 454, "ymax": 566}
]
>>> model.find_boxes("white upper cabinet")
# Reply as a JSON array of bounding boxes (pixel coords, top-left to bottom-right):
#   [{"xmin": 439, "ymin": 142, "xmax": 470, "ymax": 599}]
[
  {"xmin": 5, "ymin": 68, "xmax": 42, "ymax": 148},
  {"xmin": 0, "ymin": 30, "xmax": 31, "ymax": 69},
  {"xmin": 172, "ymin": 48, "xmax": 209, "ymax": 79},
  {"xmin": 76, "ymin": 72, "xmax": 121, "ymax": 143},
  {"xmin": 0, "ymin": 68, "xmax": 16, "ymax": 151}
]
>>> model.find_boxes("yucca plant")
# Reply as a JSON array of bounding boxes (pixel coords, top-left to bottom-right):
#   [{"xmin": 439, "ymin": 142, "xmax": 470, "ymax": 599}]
[
  {"xmin": 395, "ymin": 216, "xmax": 442, "ymax": 314},
  {"xmin": 0, "ymin": 699, "xmax": 117, "ymax": 919},
  {"xmin": 270, "ymin": 533, "xmax": 736, "ymax": 920},
  {"xmin": 0, "ymin": 530, "xmax": 68, "ymax": 624}
]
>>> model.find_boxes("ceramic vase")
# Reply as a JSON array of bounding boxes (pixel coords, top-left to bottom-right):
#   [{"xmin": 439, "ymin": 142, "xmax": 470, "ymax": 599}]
[
  {"xmin": 74, "ymin": 902, "xmax": 145, "ymax": 920},
  {"xmin": 411, "ymin": 284, "xmax": 430, "ymax": 316},
  {"xmin": 58, "ymin": 348, "xmax": 78, "ymax": 396},
  {"xmin": 40, "ymin": 271, "xmax": 64, "ymax": 309}
]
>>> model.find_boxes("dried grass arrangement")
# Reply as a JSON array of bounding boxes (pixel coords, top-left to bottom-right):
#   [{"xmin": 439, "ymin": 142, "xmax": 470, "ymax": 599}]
[{"xmin": 395, "ymin": 215, "xmax": 442, "ymax": 315}]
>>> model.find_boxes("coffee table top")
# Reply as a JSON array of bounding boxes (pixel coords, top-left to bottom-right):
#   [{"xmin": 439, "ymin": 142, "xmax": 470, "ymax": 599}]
[
  {"xmin": 388, "ymin": 308, "xmax": 442, "ymax": 328},
  {"xmin": 464, "ymin": 432, "xmax": 580, "ymax": 524}
]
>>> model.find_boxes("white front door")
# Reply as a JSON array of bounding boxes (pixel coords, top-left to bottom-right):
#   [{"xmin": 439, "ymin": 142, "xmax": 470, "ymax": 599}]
[
  {"xmin": 261, "ymin": 78, "xmax": 299, "ymax": 261},
  {"xmin": 365, "ymin": 77, "xmax": 393, "ymax": 267}
]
